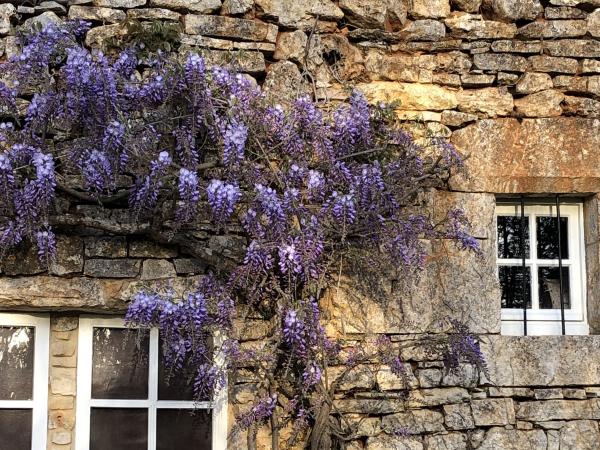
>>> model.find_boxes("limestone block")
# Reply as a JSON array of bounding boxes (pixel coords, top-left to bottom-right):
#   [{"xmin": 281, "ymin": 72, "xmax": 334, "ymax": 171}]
[
  {"xmin": 340, "ymin": 0, "xmax": 407, "ymax": 30},
  {"xmin": 478, "ymin": 428, "xmax": 547, "ymax": 450},
  {"xmin": 93, "ymin": 0, "xmax": 146, "ymax": 7},
  {"xmin": 364, "ymin": 51, "xmax": 435, "ymax": 82},
  {"xmin": 514, "ymin": 89, "xmax": 565, "ymax": 117},
  {"xmin": 545, "ymin": 6, "xmax": 587, "ymax": 18},
  {"xmin": 401, "ymin": 19, "xmax": 446, "ymax": 41},
  {"xmin": 222, "ymin": 0, "xmax": 253, "ymax": 15},
  {"xmin": 441, "ymin": 110, "xmax": 477, "ymax": 127},
  {"xmin": 0, "ymin": 4, "xmax": 15, "ymax": 35},
  {"xmin": 173, "ymin": 258, "xmax": 206, "ymax": 274},
  {"xmin": 515, "ymin": 72, "xmax": 553, "ymax": 94},
  {"xmin": 518, "ymin": 19, "xmax": 587, "ymax": 38},
  {"xmin": 450, "ymin": 118, "xmax": 600, "ymax": 192},
  {"xmin": 128, "ymin": 240, "xmax": 177, "ymax": 258},
  {"xmin": 409, "ymin": 0, "xmax": 451, "ymax": 19},
  {"xmin": 2, "ymin": 245, "xmax": 45, "ymax": 276},
  {"xmin": 381, "ymin": 409, "xmax": 445, "ymax": 433},
  {"xmin": 127, "ymin": 8, "xmax": 182, "ymax": 20},
  {"xmin": 201, "ymin": 49, "xmax": 266, "ymax": 74},
  {"xmin": 486, "ymin": 0, "xmax": 543, "ymax": 21},
  {"xmin": 529, "ymin": 55, "xmax": 578, "ymax": 74},
  {"xmin": 407, "ymin": 388, "xmax": 470, "ymax": 407},
  {"xmin": 50, "ymin": 236, "xmax": 84, "ymax": 276},
  {"xmin": 343, "ymin": 416, "xmax": 381, "ymax": 437},
  {"xmin": 23, "ymin": 11, "xmax": 61, "ymax": 29},
  {"xmin": 441, "ymin": 364, "xmax": 479, "ymax": 388},
  {"xmin": 436, "ymin": 51, "xmax": 472, "ymax": 73},
  {"xmin": 273, "ymin": 30, "xmax": 307, "ymax": 62},
  {"xmin": 357, "ymin": 82, "xmax": 458, "ymax": 111},
  {"xmin": 451, "ymin": 0, "xmax": 481, "ymax": 13},
  {"xmin": 140, "ymin": 259, "xmax": 176, "ymax": 280},
  {"xmin": 424, "ymin": 433, "xmax": 467, "ymax": 450},
  {"xmin": 563, "ymin": 388, "xmax": 587, "ymax": 399},
  {"xmin": 443, "ymin": 403, "xmax": 475, "ymax": 430},
  {"xmin": 52, "ymin": 317, "xmax": 78, "ymax": 332},
  {"xmin": 84, "ymin": 259, "xmax": 141, "ymax": 278},
  {"xmin": 149, "ymin": 0, "xmax": 221, "ymax": 12},
  {"xmin": 461, "ymin": 74, "xmax": 495, "ymax": 86},
  {"xmin": 550, "ymin": 0, "xmax": 600, "ymax": 5},
  {"xmin": 333, "ymin": 399, "xmax": 405, "ymax": 414},
  {"xmin": 377, "ymin": 365, "xmax": 418, "ymax": 390},
  {"xmin": 563, "ymin": 96, "xmax": 600, "ymax": 117},
  {"xmin": 68, "ymin": 5, "xmax": 126, "ymax": 22},
  {"xmin": 366, "ymin": 435, "xmax": 423, "ymax": 450},
  {"xmin": 544, "ymin": 39, "xmax": 600, "ymax": 58},
  {"xmin": 471, "ymin": 398, "xmax": 515, "ymax": 426},
  {"xmin": 184, "ymin": 15, "xmax": 278, "ymax": 43},
  {"xmin": 589, "ymin": 9, "xmax": 600, "ymax": 37},
  {"xmin": 488, "ymin": 387, "xmax": 534, "ymax": 397},
  {"xmin": 51, "ymin": 368, "xmax": 77, "ymax": 395},
  {"xmin": 85, "ymin": 237, "xmax": 127, "ymax": 258},
  {"xmin": 533, "ymin": 389, "xmax": 563, "ymax": 400},
  {"xmin": 51, "ymin": 338, "xmax": 76, "ymax": 357},
  {"xmin": 51, "ymin": 430, "xmax": 71, "ymax": 445},
  {"xmin": 473, "ymin": 53, "xmax": 528, "ymax": 72},
  {"xmin": 457, "ymin": 88, "xmax": 514, "ymax": 117},
  {"xmin": 516, "ymin": 400, "xmax": 600, "ymax": 421},
  {"xmin": 254, "ymin": 0, "xmax": 343, "ymax": 30},
  {"xmin": 329, "ymin": 365, "xmax": 376, "ymax": 391},
  {"xmin": 582, "ymin": 59, "xmax": 600, "ymax": 73},
  {"xmin": 418, "ymin": 368, "xmax": 442, "ymax": 388},
  {"xmin": 444, "ymin": 13, "xmax": 517, "ymax": 39},
  {"xmin": 49, "ymin": 395, "xmax": 74, "ymax": 410},
  {"xmin": 559, "ymin": 420, "xmax": 600, "ymax": 449},
  {"xmin": 491, "ymin": 40, "xmax": 542, "ymax": 53}
]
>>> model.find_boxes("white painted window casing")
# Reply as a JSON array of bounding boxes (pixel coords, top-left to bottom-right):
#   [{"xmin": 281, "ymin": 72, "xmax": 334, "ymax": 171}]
[
  {"xmin": 496, "ymin": 202, "xmax": 588, "ymax": 336},
  {"xmin": 75, "ymin": 316, "xmax": 228, "ymax": 450},
  {"xmin": 0, "ymin": 312, "xmax": 50, "ymax": 450}
]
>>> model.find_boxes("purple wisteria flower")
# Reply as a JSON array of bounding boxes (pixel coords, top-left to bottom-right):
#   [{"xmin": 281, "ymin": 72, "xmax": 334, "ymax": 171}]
[
  {"xmin": 176, "ymin": 168, "xmax": 200, "ymax": 223},
  {"xmin": 222, "ymin": 119, "xmax": 248, "ymax": 166},
  {"xmin": 35, "ymin": 229, "xmax": 56, "ymax": 264},
  {"xmin": 206, "ymin": 179, "xmax": 241, "ymax": 224}
]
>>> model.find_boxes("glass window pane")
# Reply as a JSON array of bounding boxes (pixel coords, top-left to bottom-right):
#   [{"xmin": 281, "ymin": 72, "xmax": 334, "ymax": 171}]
[
  {"xmin": 158, "ymin": 336, "xmax": 213, "ymax": 401},
  {"xmin": 499, "ymin": 266, "xmax": 531, "ymax": 309},
  {"xmin": 90, "ymin": 408, "xmax": 147, "ymax": 450},
  {"xmin": 0, "ymin": 409, "xmax": 32, "ymax": 450},
  {"xmin": 497, "ymin": 215, "xmax": 530, "ymax": 259},
  {"xmin": 0, "ymin": 326, "xmax": 34, "ymax": 400},
  {"xmin": 92, "ymin": 328, "xmax": 149, "ymax": 399},
  {"xmin": 156, "ymin": 409, "xmax": 212, "ymax": 450},
  {"xmin": 537, "ymin": 216, "xmax": 569, "ymax": 259},
  {"xmin": 539, "ymin": 267, "xmax": 571, "ymax": 309}
]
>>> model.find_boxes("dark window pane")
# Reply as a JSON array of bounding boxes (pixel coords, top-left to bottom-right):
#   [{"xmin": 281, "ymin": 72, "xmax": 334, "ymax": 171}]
[
  {"xmin": 0, "ymin": 327, "xmax": 34, "ymax": 400},
  {"xmin": 158, "ymin": 336, "xmax": 213, "ymax": 401},
  {"xmin": 90, "ymin": 408, "xmax": 147, "ymax": 450},
  {"xmin": 92, "ymin": 328, "xmax": 149, "ymax": 399},
  {"xmin": 0, "ymin": 409, "xmax": 32, "ymax": 450},
  {"xmin": 539, "ymin": 267, "xmax": 571, "ymax": 309},
  {"xmin": 499, "ymin": 266, "xmax": 531, "ymax": 309},
  {"xmin": 157, "ymin": 409, "xmax": 212, "ymax": 450},
  {"xmin": 497, "ymin": 215, "xmax": 530, "ymax": 259},
  {"xmin": 537, "ymin": 216, "xmax": 569, "ymax": 259}
]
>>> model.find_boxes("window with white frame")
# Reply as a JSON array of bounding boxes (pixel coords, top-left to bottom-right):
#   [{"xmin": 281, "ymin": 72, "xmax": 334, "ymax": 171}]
[
  {"xmin": 0, "ymin": 313, "xmax": 49, "ymax": 450},
  {"xmin": 496, "ymin": 200, "xmax": 588, "ymax": 336},
  {"xmin": 76, "ymin": 317, "xmax": 227, "ymax": 450}
]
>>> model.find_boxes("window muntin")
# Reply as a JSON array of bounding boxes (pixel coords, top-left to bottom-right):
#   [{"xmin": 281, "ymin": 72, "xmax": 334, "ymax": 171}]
[
  {"xmin": 76, "ymin": 317, "xmax": 227, "ymax": 450},
  {"xmin": 0, "ymin": 313, "xmax": 49, "ymax": 450},
  {"xmin": 496, "ymin": 202, "xmax": 588, "ymax": 335}
]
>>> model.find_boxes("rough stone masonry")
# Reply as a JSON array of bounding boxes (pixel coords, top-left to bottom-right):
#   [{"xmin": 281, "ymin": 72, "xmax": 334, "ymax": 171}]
[{"xmin": 1, "ymin": 0, "xmax": 600, "ymax": 449}]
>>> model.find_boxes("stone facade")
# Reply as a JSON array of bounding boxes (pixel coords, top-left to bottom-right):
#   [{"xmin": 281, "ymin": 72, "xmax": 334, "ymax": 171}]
[{"xmin": 1, "ymin": 1, "xmax": 600, "ymax": 449}]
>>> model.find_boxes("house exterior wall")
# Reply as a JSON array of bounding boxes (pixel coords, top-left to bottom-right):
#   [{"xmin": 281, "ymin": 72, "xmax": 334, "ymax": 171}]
[{"xmin": 1, "ymin": 1, "xmax": 600, "ymax": 449}]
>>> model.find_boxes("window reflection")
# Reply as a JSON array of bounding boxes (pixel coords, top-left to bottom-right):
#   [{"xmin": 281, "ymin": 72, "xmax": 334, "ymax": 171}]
[
  {"xmin": 497, "ymin": 216, "xmax": 530, "ymax": 259},
  {"xmin": 92, "ymin": 328, "xmax": 149, "ymax": 399},
  {"xmin": 539, "ymin": 267, "xmax": 571, "ymax": 309},
  {"xmin": 499, "ymin": 266, "xmax": 531, "ymax": 309},
  {"xmin": 156, "ymin": 409, "xmax": 212, "ymax": 450},
  {"xmin": 90, "ymin": 408, "xmax": 148, "ymax": 450},
  {"xmin": 537, "ymin": 216, "xmax": 569, "ymax": 259},
  {"xmin": 0, "ymin": 327, "xmax": 34, "ymax": 400}
]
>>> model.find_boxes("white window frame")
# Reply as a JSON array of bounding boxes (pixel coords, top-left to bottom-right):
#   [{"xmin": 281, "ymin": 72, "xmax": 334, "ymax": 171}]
[
  {"xmin": 496, "ymin": 202, "xmax": 588, "ymax": 336},
  {"xmin": 76, "ymin": 316, "xmax": 228, "ymax": 450},
  {"xmin": 0, "ymin": 312, "xmax": 49, "ymax": 450}
]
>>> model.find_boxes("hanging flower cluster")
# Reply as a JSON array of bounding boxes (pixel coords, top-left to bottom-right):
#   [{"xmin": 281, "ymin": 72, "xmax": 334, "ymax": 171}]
[{"xmin": 0, "ymin": 22, "xmax": 484, "ymax": 441}]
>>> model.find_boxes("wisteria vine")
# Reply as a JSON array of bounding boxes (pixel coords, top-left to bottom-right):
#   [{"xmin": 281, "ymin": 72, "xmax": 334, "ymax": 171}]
[{"xmin": 0, "ymin": 22, "xmax": 485, "ymax": 448}]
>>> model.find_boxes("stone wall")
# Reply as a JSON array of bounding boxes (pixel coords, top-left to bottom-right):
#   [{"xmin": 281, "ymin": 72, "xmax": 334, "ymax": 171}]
[{"xmin": 1, "ymin": 0, "xmax": 600, "ymax": 449}]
